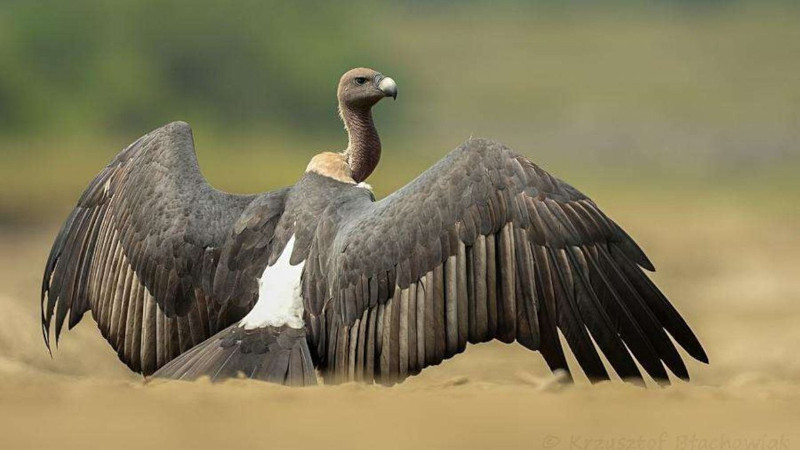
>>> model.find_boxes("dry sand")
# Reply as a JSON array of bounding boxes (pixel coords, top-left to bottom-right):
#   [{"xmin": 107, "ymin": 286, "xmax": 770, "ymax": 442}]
[{"xmin": 1, "ymin": 198, "xmax": 798, "ymax": 449}]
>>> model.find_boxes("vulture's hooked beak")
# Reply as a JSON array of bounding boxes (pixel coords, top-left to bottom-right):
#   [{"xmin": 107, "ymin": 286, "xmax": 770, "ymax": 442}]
[{"xmin": 377, "ymin": 76, "xmax": 398, "ymax": 100}]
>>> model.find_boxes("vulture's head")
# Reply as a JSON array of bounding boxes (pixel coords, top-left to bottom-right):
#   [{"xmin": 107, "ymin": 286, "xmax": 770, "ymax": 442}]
[{"xmin": 337, "ymin": 68, "xmax": 397, "ymax": 110}]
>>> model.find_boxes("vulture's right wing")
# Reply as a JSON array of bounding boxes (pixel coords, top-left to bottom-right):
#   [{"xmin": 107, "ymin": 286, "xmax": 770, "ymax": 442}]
[{"xmin": 41, "ymin": 121, "xmax": 287, "ymax": 375}]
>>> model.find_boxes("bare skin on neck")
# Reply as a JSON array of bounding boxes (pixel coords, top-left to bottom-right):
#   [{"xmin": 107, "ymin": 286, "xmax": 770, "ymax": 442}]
[
  {"xmin": 306, "ymin": 68, "xmax": 396, "ymax": 184},
  {"xmin": 341, "ymin": 106, "xmax": 381, "ymax": 183}
]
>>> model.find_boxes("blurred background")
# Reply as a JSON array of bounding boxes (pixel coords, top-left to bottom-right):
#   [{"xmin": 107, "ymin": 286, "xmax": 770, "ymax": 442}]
[
  {"xmin": 2, "ymin": 0, "xmax": 799, "ymax": 221},
  {"xmin": 1, "ymin": 0, "xmax": 799, "ymax": 448}
]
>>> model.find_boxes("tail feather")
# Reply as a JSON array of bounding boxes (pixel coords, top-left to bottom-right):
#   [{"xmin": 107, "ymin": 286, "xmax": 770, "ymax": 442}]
[{"xmin": 152, "ymin": 324, "xmax": 318, "ymax": 386}]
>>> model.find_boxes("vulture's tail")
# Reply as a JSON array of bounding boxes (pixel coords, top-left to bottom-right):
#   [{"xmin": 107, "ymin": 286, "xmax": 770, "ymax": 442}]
[{"xmin": 151, "ymin": 324, "xmax": 317, "ymax": 386}]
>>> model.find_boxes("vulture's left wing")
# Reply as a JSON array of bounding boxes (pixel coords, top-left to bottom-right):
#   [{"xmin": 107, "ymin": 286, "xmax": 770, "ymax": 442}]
[
  {"xmin": 314, "ymin": 138, "xmax": 707, "ymax": 385},
  {"xmin": 41, "ymin": 122, "xmax": 288, "ymax": 375}
]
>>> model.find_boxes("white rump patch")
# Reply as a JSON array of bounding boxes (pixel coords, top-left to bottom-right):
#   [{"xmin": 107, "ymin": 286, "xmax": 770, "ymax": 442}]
[
  {"xmin": 239, "ymin": 235, "xmax": 305, "ymax": 330},
  {"xmin": 356, "ymin": 182, "xmax": 373, "ymax": 191}
]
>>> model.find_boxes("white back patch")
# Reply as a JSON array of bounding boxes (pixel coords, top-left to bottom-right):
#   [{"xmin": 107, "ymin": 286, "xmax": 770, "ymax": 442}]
[{"xmin": 239, "ymin": 235, "xmax": 305, "ymax": 330}]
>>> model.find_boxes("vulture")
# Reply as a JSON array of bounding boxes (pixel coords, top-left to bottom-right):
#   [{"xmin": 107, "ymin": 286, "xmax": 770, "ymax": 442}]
[{"xmin": 41, "ymin": 67, "xmax": 708, "ymax": 387}]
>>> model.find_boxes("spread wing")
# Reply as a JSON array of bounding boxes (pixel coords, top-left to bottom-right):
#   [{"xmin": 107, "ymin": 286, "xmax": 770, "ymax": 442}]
[
  {"xmin": 314, "ymin": 138, "xmax": 708, "ymax": 385},
  {"xmin": 41, "ymin": 121, "xmax": 288, "ymax": 375}
]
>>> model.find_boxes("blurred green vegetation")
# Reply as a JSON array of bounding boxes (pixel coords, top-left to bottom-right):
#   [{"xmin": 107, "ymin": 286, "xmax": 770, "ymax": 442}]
[
  {"xmin": 1, "ymin": 0, "xmax": 798, "ymax": 224},
  {"xmin": 0, "ymin": 0, "xmax": 398, "ymax": 135}
]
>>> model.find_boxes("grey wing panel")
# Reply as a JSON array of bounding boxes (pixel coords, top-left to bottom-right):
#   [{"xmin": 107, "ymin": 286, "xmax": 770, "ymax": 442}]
[
  {"xmin": 319, "ymin": 138, "xmax": 707, "ymax": 385},
  {"xmin": 41, "ymin": 121, "xmax": 273, "ymax": 374}
]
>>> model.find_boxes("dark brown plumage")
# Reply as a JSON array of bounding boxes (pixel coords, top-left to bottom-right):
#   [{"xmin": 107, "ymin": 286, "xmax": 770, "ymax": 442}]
[{"xmin": 42, "ymin": 67, "xmax": 707, "ymax": 386}]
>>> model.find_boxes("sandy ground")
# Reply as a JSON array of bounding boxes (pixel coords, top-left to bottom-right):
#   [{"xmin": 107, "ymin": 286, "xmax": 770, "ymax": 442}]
[{"xmin": 1, "ymin": 196, "xmax": 799, "ymax": 450}]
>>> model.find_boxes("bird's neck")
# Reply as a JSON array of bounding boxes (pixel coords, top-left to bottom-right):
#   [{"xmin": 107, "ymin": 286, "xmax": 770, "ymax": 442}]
[{"xmin": 342, "ymin": 105, "xmax": 380, "ymax": 183}]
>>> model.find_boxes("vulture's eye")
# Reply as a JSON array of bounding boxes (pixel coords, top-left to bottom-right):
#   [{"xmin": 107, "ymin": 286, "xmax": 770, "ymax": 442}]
[{"xmin": 354, "ymin": 77, "xmax": 367, "ymax": 85}]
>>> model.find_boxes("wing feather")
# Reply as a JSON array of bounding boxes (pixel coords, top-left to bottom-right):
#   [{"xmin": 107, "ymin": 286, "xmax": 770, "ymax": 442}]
[
  {"xmin": 315, "ymin": 138, "xmax": 706, "ymax": 385},
  {"xmin": 41, "ymin": 121, "xmax": 287, "ymax": 374}
]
